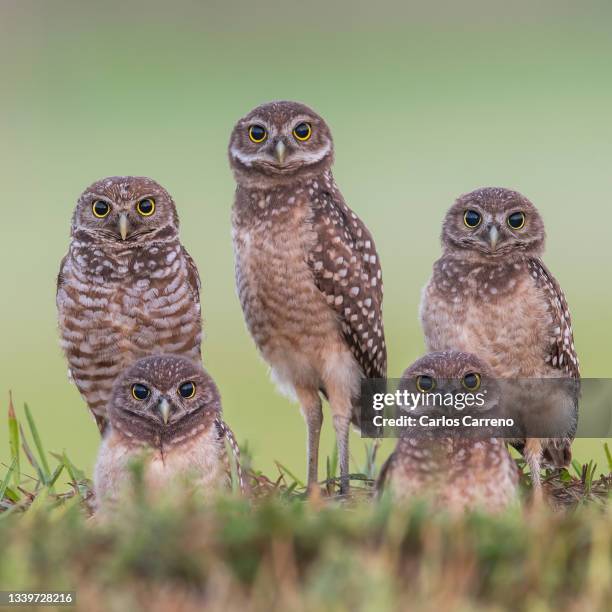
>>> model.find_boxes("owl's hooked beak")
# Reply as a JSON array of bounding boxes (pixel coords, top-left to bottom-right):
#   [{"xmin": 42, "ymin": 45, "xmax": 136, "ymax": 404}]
[
  {"xmin": 119, "ymin": 213, "xmax": 129, "ymax": 241},
  {"xmin": 274, "ymin": 140, "xmax": 287, "ymax": 165},
  {"xmin": 158, "ymin": 398, "xmax": 171, "ymax": 425},
  {"xmin": 488, "ymin": 224, "xmax": 499, "ymax": 251}
]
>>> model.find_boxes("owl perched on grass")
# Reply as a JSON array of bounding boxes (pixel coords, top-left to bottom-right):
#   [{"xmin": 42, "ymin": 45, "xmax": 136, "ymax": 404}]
[
  {"xmin": 377, "ymin": 351, "xmax": 519, "ymax": 513},
  {"xmin": 420, "ymin": 187, "xmax": 579, "ymax": 495},
  {"xmin": 94, "ymin": 355, "xmax": 242, "ymax": 509},
  {"xmin": 229, "ymin": 101, "xmax": 386, "ymax": 493},
  {"xmin": 57, "ymin": 177, "xmax": 202, "ymax": 434}
]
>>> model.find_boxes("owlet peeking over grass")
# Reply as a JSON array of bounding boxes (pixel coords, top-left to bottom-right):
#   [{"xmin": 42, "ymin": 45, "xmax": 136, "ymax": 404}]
[
  {"xmin": 94, "ymin": 355, "xmax": 242, "ymax": 509},
  {"xmin": 229, "ymin": 101, "xmax": 386, "ymax": 494},
  {"xmin": 377, "ymin": 351, "xmax": 519, "ymax": 513},
  {"xmin": 57, "ymin": 177, "xmax": 202, "ymax": 434},
  {"xmin": 420, "ymin": 187, "xmax": 579, "ymax": 496}
]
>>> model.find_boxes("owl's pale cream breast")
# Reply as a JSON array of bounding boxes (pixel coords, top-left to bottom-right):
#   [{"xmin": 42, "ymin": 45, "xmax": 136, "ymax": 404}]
[
  {"xmin": 421, "ymin": 257, "xmax": 555, "ymax": 377},
  {"xmin": 94, "ymin": 425, "xmax": 227, "ymax": 508},
  {"xmin": 233, "ymin": 184, "xmax": 350, "ymax": 392},
  {"xmin": 383, "ymin": 436, "xmax": 519, "ymax": 513}
]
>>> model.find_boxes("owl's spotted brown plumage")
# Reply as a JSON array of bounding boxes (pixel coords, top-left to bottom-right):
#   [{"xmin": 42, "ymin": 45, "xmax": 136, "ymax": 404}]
[
  {"xmin": 420, "ymin": 187, "xmax": 579, "ymax": 495},
  {"xmin": 229, "ymin": 101, "xmax": 386, "ymax": 493},
  {"xmin": 57, "ymin": 177, "xmax": 202, "ymax": 433},
  {"xmin": 94, "ymin": 355, "xmax": 242, "ymax": 509},
  {"xmin": 377, "ymin": 351, "xmax": 519, "ymax": 513}
]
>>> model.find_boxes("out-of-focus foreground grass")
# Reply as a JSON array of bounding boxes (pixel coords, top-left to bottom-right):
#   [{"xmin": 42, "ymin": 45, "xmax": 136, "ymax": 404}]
[{"xmin": 1, "ymin": 404, "xmax": 611, "ymax": 612}]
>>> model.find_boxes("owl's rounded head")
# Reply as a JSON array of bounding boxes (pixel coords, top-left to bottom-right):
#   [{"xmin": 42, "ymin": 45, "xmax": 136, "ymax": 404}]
[
  {"xmin": 228, "ymin": 100, "xmax": 334, "ymax": 182},
  {"xmin": 108, "ymin": 355, "xmax": 220, "ymax": 440},
  {"xmin": 400, "ymin": 351, "xmax": 499, "ymax": 411},
  {"xmin": 71, "ymin": 176, "xmax": 179, "ymax": 245},
  {"xmin": 441, "ymin": 187, "xmax": 545, "ymax": 259}
]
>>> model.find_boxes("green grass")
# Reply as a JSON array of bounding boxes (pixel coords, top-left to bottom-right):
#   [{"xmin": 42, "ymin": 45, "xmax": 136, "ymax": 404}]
[{"xmin": 1, "ymin": 402, "xmax": 611, "ymax": 612}]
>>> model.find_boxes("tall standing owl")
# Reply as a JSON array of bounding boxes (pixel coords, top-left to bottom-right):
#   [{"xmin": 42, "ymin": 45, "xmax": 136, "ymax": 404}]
[
  {"xmin": 229, "ymin": 101, "xmax": 386, "ymax": 493},
  {"xmin": 57, "ymin": 177, "xmax": 202, "ymax": 433},
  {"xmin": 377, "ymin": 351, "xmax": 519, "ymax": 513},
  {"xmin": 420, "ymin": 187, "xmax": 579, "ymax": 495},
  {"xmin": 94, "ymin": 355, "xmax": 242, "ymax": 509}
]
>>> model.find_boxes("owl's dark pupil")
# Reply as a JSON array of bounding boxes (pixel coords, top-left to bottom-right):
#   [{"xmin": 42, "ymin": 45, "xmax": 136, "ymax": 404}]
[
  {"xmin": 94, "ymin": 201, "xmax": 109, "ymax": 216},
  {"xmin": 250, "ymin": 126, "xmax": 265, "ymax": 141},
  {"xmin": 508, "ymin": 212, "xmax": 524, "ymax": 228},
  {"xmin": 295, "ymin": 123, "xmax": 309, "ymax": 138},
  {"xmin": 139, "ymin": 199, "xmax": 153, "ymax": 213},
  {"xmin": 132, "ymin": 384, "xmax": 149, "ymax": 400},
  {"xmin": 418, "ymin": 375, "xmax": 434, "ymax": 391},
  {"xmin": 463, "ymin": 374, "xmax": 478, "ymax": 389},
  {"xmin": 465, "ymin": 210, "xmax": 481, "ymax": 227},
  {"xmin": 179, "ymin": 382, "xmax": 195, "ymax": 398}
]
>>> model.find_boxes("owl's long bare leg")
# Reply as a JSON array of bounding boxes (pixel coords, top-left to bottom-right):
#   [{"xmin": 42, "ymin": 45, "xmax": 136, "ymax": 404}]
[
  {"xmin": 333, "ymin": 414, "xmax": 351, "ymax": 495},
  {"xmin": 524, "ymin": 438, "xmax": 544, "ymax": 504},
  {"xmin": 325, "ymin": 367, "xmax": 355, "ymax": 495},
  {"xmin": 297, "ymin": 388, "xmax": 323, "ymax": 492}
]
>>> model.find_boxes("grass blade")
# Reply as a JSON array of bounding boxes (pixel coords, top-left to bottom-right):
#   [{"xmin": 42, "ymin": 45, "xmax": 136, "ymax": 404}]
[
  {"xmin": 604, "ymin": 443, "xmax": 612, "ymax": 473},
  {"xmin": 24, "ymin": 403, "xmax": 51, "ymax": 480},
  {"xmin": 19, "ymin": 424, "xmax": 46, "ymax": 486},
  {"xmin": 274, "ymin": 461, "xmax": 304, "ymax": 488},
  {"xmin": 8, "ymin": 392, "xmax": 20, "ymax": 489},
  {"xmin": 3, "ymin": 486, "xmax": 20, "ymax": 503},
  {"xmin": 329, "ymin": 445, "xmax": 338, "ymax": 481},
  {"xmin": 362, "ymin": 440, "xmax": 379, "ymax": 480},
  {"xmin": 48, "ymin": 463, "xmax": 65, "ymax": 487},
  {"xmin": 49, "ymin": 451, "xmax": 88, "ymax": 499},
  {"xmin": 0, "ymin": 457, "xmax": 17, "ymax": 502}
]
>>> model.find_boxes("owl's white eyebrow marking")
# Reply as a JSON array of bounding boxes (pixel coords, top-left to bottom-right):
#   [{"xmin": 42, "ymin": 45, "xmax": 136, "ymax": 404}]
[
  {"xmin": 284, "ymin": 115, "xmax": 315, "ymax": 130},
  {"xmin": 88, "ymin": 193, "xmax": 112, "ymax": 201},
  {"xmin": 245, "ymin": 116, "xmax": 268, "ymax": 126}
]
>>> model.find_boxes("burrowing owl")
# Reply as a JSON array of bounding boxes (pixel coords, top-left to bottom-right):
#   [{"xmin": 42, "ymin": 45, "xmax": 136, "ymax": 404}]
[
  {"xmin": 229, "ymin": 101, "xmax": 386, "ymax": 493},
  {"xmin": 377, "ymin": 351, "xmax": 519, "ymax": 513},
  {"xmin": 420, "ymin": 187, "xmax": 579, "ymax": 494},
  {"xmin": 94, "ymin": 355, "xmax": 242, "ymax": 508},
  {"xmin": 57, "ymin": 177, "xmax": 202, "ymax": 433}
]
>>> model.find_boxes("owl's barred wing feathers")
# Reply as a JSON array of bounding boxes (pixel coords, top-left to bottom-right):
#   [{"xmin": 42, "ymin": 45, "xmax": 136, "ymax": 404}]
[
  {"xmin": 528, "ymin": 258, "xmax": 579, "ymax": 378},
  {"xmin": 308, "ymin": 191, "xmax": 387, "ymax": 379},
  {"xmin": 56, "ymin": 254, "xmax": 68, "ymax": 294},
  {"xmin": 182, "ymin": 247, "xmax": 202, "ymax": 302},
  {"xmin": 215, "ymin": 418, "xmax": 245, "ymax": 495}
]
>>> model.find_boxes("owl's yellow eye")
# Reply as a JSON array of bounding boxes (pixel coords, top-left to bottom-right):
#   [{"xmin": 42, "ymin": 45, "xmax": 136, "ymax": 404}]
[
  {"xmin": 136, "ymin": 198, "xmax": 155, "ymax": 217},
  {"xmin": 416, "ymin": 375, "xmax": 436, "ymax": 393},
  {"xmin": 507, "ymin": 211, "xmax": 525, "ymax": 230},
  {"xmin": 178, "ymin": 381, "xmax": 196, "ymax": 399},
  {"xmin": 463, "ymin": 210, "xmax": 482, "ymax": 228},
  {"xmin": 249, "ymin": 125, "xmax": 267, "ymax": 143},
  {"xmin": 293, "ymin": 122, "xmax": 312, "ymax": 141},
  {"xmin": 92, "ymin": 200, "xmax": 111, "ymax": 218},
  {"xmin": 131, "ymin": 383, "xmax": 150, "ymax": 401},
  {"xmin": 461, "ymin": 373, "xmax": 481, "ymax": 391}
]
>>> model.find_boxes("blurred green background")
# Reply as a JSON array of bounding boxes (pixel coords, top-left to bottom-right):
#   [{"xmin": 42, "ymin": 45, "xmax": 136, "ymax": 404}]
[{"xmin": 1, "ymin": 0, "xmax": 611, "ymax": 480}]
